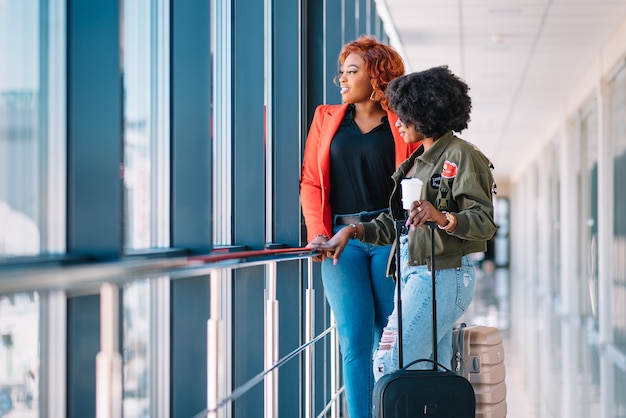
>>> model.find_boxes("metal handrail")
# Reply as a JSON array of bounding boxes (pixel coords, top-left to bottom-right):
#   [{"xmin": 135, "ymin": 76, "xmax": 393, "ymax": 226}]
[
  {"xmin": 194, "ymin": 247, "xmax": 343, "ymax": 418},
  {"xmin": 0, "ymin": 247, "xmax": 315, "ymax": 293},
  {"xmin": 0, "ymin": 246, "xmax": 344, "ymax": 418},
  {"xmin": 193, "ymin": 326, "xmax": 336, "ymax": 418}
]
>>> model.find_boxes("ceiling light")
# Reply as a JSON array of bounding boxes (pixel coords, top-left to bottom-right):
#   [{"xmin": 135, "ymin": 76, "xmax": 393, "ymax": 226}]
[
  {"xmin": 489, "ymin": 8, "xmax": 522, "ymax": 14},
  {"xmin": 491, "ymin": 34, "xmax": 505, "ymax": 44}
]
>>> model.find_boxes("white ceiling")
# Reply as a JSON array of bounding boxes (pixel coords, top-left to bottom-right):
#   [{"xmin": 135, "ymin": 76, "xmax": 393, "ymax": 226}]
[{"xmin": 381, "ymin": 0, "xmax": 626, "ymax": 188}]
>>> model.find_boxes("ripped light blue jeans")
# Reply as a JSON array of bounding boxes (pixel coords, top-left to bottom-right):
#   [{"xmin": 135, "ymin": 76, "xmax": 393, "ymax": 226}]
[{"xmin": 373, "ymin": 234, "xmax": 477, "ymax": 380}]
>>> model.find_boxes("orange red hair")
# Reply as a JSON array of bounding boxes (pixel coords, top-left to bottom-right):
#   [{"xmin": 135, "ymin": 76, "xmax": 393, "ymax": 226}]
[{"xmin": 335, "ymin": 35, "xmax": 405, "ymax": 110}]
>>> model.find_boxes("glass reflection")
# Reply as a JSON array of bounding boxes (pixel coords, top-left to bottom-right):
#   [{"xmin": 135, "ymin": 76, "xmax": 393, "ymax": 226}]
[
  {"xmin": 0, "ymin": 1, "xmax": 41, "ymax": 257},
  {"xmin": 615, "ymin": 365, "xmax": 626, "ymax": 417},
  {"xmin": 610, "ymin": 66, "xmax": 626, "ymax": 354},
  {"xmin": 0, "ymin": 293, "xmax": 39, "ymax": 417},
  {"xmin": 123, "ymin": 280, "xmax": 150, "ymax": 418},
  {"xmin": 122, "ymin": 0, "xmax": 170, "ymax": 251}
]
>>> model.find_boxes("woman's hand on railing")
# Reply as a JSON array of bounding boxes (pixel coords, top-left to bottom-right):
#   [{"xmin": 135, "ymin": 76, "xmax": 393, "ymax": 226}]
[
  {"xmin": 309, "ymin": 227, "xmax": 352, "ymax": 265},
  {"xmin": 306, "ymin": 235, "xmax": 329, "ymax": 262}
]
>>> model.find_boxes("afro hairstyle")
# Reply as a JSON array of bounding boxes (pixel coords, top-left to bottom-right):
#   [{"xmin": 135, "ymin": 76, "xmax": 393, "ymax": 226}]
[{"xmin": 386, "ymin": 66, "xmax": 471, "ymax": 139}]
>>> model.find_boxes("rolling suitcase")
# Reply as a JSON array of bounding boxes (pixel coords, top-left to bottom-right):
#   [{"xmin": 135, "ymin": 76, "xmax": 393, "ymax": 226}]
[
  {"xmin": 372, "ymin": 220, "xmax": 476, "ymax": 418},
  {"xmin": 452, "ymin": 323, "xmax": 507, "ymax": 418}
]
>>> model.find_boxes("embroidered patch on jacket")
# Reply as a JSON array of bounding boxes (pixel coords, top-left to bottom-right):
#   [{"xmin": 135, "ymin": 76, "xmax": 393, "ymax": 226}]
[
  {"xmin": 430, "ymin": 173, "xmax": 441, "ymax": 189},
  {"xmin": 437, "ymin": 160, "xmax": 457, "ymax": 210},
  {"xmin": 437, "ymin": 181, "xmax": 452, "ymax": 210},
  {"xmin": 441, "ymin": 160, "xmax": 457, "ymax": 179}
]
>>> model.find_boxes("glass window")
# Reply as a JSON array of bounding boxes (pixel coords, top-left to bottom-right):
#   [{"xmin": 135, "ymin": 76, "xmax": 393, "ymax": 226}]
[
  {"xmin": 580, "ymin": 100, "xmax": 599, "ymax": 328},
  {"xmin": 614, "ymin": 364, "xmax": 626, "ymax": 417},
  {"xmin": 547, "ymin": 141, "xmax": 561, "ymax": 298},
  {"xmin": 0, "ymin": 293, "xmax": 39, "ymax": 417},
  {"xmin": 578, "ymin": 98, "xmax": 602, "ymax": 415},
  {"xmin": 0, "ymin": 0, "xmax": 40, "ymax": 256},
  {"xmin": 0, "ymin": 0, "xmax": 66, "ymax": 257},
  {"xmin": 123, "ymin": 280, "xmax": 151, "ymax": 418},
  {"xmin": 610, "ymin": 65, "xmax": 626, "ymax": 352},
  {"xmin": 123, "ymin": 0, "xmax": 170, "ymax": 251}
]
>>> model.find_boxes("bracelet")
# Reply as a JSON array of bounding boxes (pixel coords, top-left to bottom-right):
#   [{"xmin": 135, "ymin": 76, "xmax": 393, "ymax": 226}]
[
  {"xmin": 315, "ymin": 234, "xmax": 329, "ymax": 240},
  {"xmin": 438, "ymin": 212, "xmax": 457, "ymax": 232},
  {"xmin": 349, "ymin": 223, "xmax": 358, "ymax": 239}
]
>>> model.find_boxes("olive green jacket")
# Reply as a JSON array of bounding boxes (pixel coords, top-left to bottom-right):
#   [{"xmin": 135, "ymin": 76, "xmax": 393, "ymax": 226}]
[{"xmin": 360, "ymin": 131, "xmax": 497, "ymax": 274}]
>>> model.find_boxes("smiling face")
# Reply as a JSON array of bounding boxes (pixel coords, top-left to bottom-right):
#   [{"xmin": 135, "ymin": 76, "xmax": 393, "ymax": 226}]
[
  {"xmin": 339, "ymin": 53, "xmax": 374, "ymax": 104},
  {"xmin": 394, "ymin": 119, "xmax": 425, "ymax": 144}
]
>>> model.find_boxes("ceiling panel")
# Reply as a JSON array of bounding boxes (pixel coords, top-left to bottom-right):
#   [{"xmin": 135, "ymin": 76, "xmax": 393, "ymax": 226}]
[{"xmin": 382, "ymin": 0, "xmax": 626, "ymax": 183}]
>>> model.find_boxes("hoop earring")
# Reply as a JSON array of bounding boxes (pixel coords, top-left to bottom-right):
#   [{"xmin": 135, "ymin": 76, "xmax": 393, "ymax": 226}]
[{"xmin": 370, "ymin": 89, "xmax": 377, "ymax": 101}]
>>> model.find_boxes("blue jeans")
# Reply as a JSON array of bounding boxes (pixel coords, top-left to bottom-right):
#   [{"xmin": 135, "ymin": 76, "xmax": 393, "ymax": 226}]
[
  {"xmin": 321, "ymin": 224, "xmax": 395, "ymax": 418},
  {"xmin": 373, "ymin": 234, "xmax": 477, "ymax": 380}
]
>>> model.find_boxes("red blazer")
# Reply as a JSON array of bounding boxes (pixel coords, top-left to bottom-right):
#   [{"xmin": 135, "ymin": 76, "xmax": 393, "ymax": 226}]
[{"xmin": 300, "ymin": 103, "xmax": 420, "ymax": 242}]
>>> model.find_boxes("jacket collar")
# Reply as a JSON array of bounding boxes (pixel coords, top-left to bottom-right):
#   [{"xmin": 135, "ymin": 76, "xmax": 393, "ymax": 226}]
[
  {"xmin": 392, "ymin": 131, "xmax": 455, "ymax": 181},
  {"xmin": 419, "ymin": 131, "xmax": 455, "ymax": 165}
]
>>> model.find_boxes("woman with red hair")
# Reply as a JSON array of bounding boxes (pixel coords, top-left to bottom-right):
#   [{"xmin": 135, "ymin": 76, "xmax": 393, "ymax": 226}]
[{"xmin": 300, "ymin": 35, "xmax": 419, "ymax": 418}]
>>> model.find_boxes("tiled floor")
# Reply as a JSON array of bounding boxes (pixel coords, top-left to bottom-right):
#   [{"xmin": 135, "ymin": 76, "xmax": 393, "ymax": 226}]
[{"xmin": 503, "ymin": 337, "xmax": 537, "ymax": 418}]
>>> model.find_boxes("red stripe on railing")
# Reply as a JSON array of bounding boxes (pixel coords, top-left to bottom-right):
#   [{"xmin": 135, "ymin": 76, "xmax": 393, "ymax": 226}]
[{"xmin": 189, "ymin": 247, "xmax": 318, "ymax": 263}]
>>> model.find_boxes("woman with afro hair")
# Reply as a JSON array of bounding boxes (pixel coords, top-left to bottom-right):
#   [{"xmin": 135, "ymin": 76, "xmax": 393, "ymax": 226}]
[{"xmin": 314, "ymin": 66, "xmax": 497, "ymax": 382}]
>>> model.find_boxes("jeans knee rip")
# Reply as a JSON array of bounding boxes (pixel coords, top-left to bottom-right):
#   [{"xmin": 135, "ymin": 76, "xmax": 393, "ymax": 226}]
[
  {"xmin": 374, "ymin": 330, "xmax": 396, "ymax": 373},
  {"xmin": 378, "ymin": 329, "xmax": 396, "ymax": 350}
]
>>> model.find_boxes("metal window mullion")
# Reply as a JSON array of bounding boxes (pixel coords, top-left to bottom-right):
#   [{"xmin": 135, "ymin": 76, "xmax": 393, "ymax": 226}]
[
  {"xmin": 151, "ymin": 0, "xmax": 170, "ymax": 248},
  {"xmin": 96, "ymin": 283, "xmax": 123, "ymax": 418},
  {"xmin": 212, "ymin": 0, "xmax": 232, "ymax": 246},
  {"xmin": 207, "ymin": 269, "xmax": 221, "ymax": 417},
  {"xmin": 41, "ymin": 0, "xmax": 67, "ymax": 253},
  {"xmin": 150, "ymin": 276, "xmax": 171, "ymax": 418},
  {"xmin": 207, "ymin": 268, "xmax": 232, "ymax": 418},
  {"xmin": 264, "ymin": 262, "xmax": 279, "ymax": 418},
  {"xmin": 304, "ymin": 258, "xmax": 315, "ymax": 418},
  {"xmin": 330, "ymin": 311, "xmax": 340, "ymax": 418},
  {"xmin": 40, "ymin": 290, "xmax": 67, "ymax": 417},
  {"xmin": 264, "ymin": 0, "xmax": 273, "ymax": 244},
  {"xmin": 67, "ymin": 0, "xmax": 123, "ymax": 257}
]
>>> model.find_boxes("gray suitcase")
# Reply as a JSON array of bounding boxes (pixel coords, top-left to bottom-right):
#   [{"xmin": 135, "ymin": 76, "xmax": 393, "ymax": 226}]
[{"xmin": 452, "ymin": 323, "xmax": 507, "ymax": 418}]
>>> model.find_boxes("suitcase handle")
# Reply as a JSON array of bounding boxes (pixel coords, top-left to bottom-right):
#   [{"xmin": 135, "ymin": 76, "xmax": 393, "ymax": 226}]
[
  {"xmin": 394, "ymin": 220, "xmax": 438, "ymax": 371},
  {"xmin": 394, "ymin": 220, "xmax": 405, "ymax": 368},
  {"xmin": 402, "ymin": 358, "xmax": 453, "ymax": 373}
]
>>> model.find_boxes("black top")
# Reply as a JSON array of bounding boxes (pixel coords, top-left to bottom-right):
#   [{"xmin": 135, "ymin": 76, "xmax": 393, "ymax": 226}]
[{"xmin": 329, "ymin": 105, "xmax": 395, "ymax": 214}]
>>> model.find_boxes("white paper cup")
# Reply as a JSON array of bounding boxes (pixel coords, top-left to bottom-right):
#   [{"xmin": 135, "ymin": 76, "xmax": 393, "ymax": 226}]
[{"xmin": 401, "ymin": 178, "xmax": 423, "ymax": 210}]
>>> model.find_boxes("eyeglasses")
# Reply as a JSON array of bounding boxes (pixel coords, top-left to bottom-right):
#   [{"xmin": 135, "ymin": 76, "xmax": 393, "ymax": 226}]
[{"xmin": 395, "ymin": 118, "xmax": 407, "ymax": 127}]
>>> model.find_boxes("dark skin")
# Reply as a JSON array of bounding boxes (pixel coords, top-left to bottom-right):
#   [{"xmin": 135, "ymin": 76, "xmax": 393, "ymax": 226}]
[
  {"xmin": 307, "ymin": 52, "xmax": 387, "ymax": 263},
  {"xmin": 312, "ymin": 199, "xmax": 448, "ymax": 263}
]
